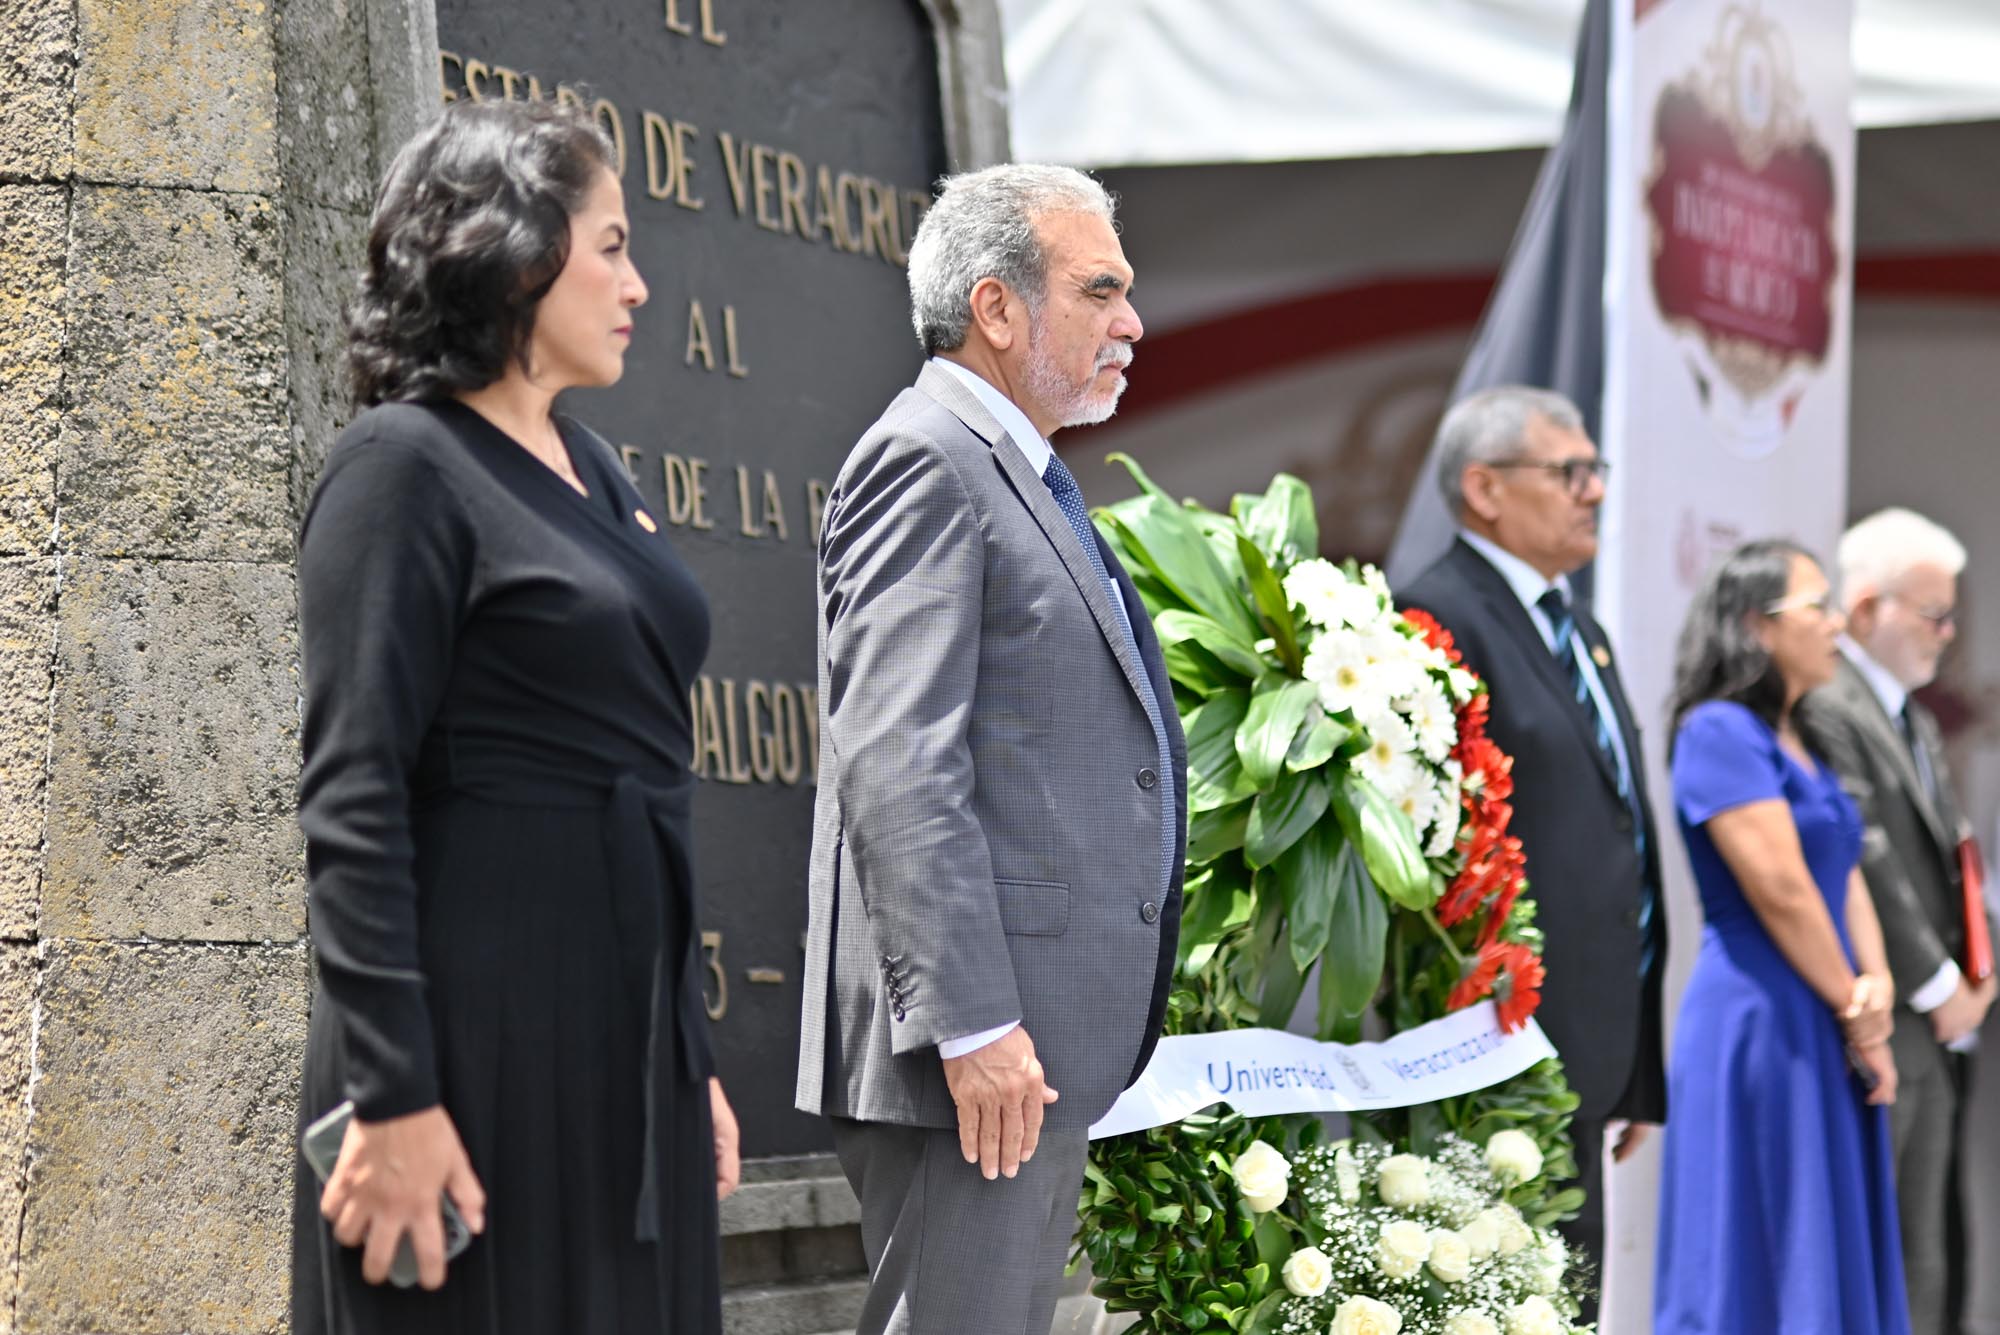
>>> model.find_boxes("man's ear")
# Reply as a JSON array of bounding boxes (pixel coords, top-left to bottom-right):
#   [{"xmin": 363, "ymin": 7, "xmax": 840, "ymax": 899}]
[
  {"xmin": 1844, "ymin": 590, "xmax": 1879, "ymax": 641},
  {"xmin": 967, "ymin": 276, "xmax": 1017, "ymax": 352},
  {"xmin": 1461, "ymin": 465, "xmax": 1502, "ymax": 525}
]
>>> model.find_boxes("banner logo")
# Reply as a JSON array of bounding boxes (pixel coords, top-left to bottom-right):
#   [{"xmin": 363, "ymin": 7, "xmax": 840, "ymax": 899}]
[{"xmin": 1644, "ymin": 5, "xmax": 1838, "ymax": 456}]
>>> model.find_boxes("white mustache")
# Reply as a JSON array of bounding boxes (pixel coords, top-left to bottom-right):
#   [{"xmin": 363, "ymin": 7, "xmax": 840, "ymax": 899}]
[{"xmin": 1096, "ymin": 346, "xmax": 1133, "ymax": 372}]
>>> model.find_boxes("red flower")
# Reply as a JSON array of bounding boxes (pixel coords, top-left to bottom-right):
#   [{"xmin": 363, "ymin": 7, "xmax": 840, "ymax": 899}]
[
  {"xmin": 1456, "ymin": 691, "xmax": 1490, "ymax": 746},
  {"xmin": 1446, "ymin": 940, "xmax": 1546, "ymax": 1032},
  {"xmin": 1491, "ymin": 942, "xmax": 1546, "ymax": 1032},
  {"xmin": 1456, "ymin": 733, "xmax": 1513, "ymax": 807},
  {"xmin": 1400, "ymin": 607, "xmax": 1462, "ymax": 664}
]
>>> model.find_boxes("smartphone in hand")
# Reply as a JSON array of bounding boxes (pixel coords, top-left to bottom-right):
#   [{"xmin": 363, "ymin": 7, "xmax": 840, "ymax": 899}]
[{"xmin": 301, "ymin": 1100, "xmax": 473, "ymax": 1288}]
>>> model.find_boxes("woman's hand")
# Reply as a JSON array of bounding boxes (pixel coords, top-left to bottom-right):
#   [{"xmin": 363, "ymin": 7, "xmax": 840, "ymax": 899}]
[
  {"xmin": 320, "ymin": 1105, "xmax": 486, "ymax": 1289},
  {"xmin": 1840, "ymin": 972, "xmax": 1895, "ymax": 1050},
  {"xmin": 711, "ymin": 1078, "xmax": 741, "ymax": 1201},
  {"xmin": 1852, "ymin": 1040, "xmax": 1898, "ymax": 1107}
]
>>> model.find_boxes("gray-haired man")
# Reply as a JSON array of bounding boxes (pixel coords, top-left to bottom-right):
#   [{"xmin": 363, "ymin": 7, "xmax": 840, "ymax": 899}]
[{"xmin": 795, "ymin": 165, "xmax": 1186, "ymax": 1332}]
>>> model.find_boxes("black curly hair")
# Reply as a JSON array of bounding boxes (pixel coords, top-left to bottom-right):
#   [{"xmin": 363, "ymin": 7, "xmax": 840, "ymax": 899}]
[{"xmin": 346, "ymin": 99, "xmax": 617, "ymax": 407}]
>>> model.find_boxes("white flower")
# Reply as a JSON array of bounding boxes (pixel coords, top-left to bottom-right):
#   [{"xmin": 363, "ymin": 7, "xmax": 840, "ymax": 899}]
[
  {"xmin": 1376, "ymin": 1152, "xmax": 1431, "ymax": 1208},
  {"xmin": 1285, "ymin": 559, "xmax": 1383, "ymax": 631},
  {"xmin": 1532, "ymin": 1236, "xmax": 1567, "ymax": 1294},
  {"xmin": 1304, "ymin": 633, "xmax": 1387, "ymax": 717},
  {"xmin": 1392, "ymin": 774, "xmax": 1439, "ymax": 834},
  {"xmin": 1482, "ymin": 1204, "xmax": 1533, "ymax": 1256},
  {"xmin": 1460, "ymin": 1210, "xmax": 1501, "ymax": 1260},
  {"xmin": 1485, "ymin": 1130, "xmax": 1545, "ymax": 1184},
  {"xmin": 1424, "ymin": 781, "xmax": 1463, "ymax": 857},
  {"xmin": 1376, "ymin": 1219, "xmax": 1434, "ymax": 1279},
  {"xmin": 1281, "ymin": 1245, "xmax": 1332, "ymax": 1297},
  {"xmin": 1362, "ymin": 564, "xmax": 1391, "ymax": 599},
  {"xmin": 1428, "ymin": 1228, "xmax": 1474, "ymax": 1283},
  {"xmin": 1503, "ymin": 1295, "xmax": 1564, "ymax": 1335},
  {"xmin": 1333, "ymin": 1145, "xmax": 1362, "ymax": 1203},
  {"xmin": 1443, "ymin": 1314, "xmax": 1501, "ymax": 1335},
  {"xmin": 1354, "ymin": 712, "xmax": 1424, "ymax": 805},
  {"xmin": 1361, "ymin": 626, "xmax": 1431, "ymax": 698},
  {"xmin": 1231, "ymin": 1139, "xmax": 1291, "ymax": 1213},
  {"xmin": 1446, "ymin": 666, "xmax": 1480, "ymax": 704},
  {"xmin": 1330, "ymin": 1295, "xmax": 1404, "ymax": 1335},
  {"xmin": 1427, "ymin": 1228, "xmax": 1474, "ymax": 1283},
  {"xmin": 1400, "ymin": 680, "xmax": 1458, "ymax": 763}
]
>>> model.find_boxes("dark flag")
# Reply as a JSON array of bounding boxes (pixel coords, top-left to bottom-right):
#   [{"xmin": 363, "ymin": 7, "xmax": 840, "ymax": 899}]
[{"xmin": 1385, "ymin": 0, "xmax": 1611, "ymax": 590}]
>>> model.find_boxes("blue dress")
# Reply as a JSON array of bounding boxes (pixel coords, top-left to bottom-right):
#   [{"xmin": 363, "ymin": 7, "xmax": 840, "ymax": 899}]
[{"xmin": 1654, "ymin": 701, "xmax": 1908, "ymax": 1334}]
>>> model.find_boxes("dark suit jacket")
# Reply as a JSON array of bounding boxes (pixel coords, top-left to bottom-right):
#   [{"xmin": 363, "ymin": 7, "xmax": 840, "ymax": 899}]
[
  {"xmin": 1799, "ymin": 654, "xmax": 1987, "ymax": 1035},
  {"xmin": 795, "ymin": 363, "xmax": 1187, "ymax": 1134},
  {"xmin": 1400, "ymin": 538, "xmax": 1666, "ymax": 1122}
]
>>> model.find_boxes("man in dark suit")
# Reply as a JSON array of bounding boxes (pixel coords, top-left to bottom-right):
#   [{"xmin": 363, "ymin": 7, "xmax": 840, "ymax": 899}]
[
  {"xmin": 796, "ymin": 164, "xmax": 1187, "ymax": 1335},
  {"xmin": 1800, "ymin": 507, "xmax": 1993, "ymax": 1335},
  {"xmin": 1398, "ymin": 386, "xmax": 1664, "ymax": 1303}
]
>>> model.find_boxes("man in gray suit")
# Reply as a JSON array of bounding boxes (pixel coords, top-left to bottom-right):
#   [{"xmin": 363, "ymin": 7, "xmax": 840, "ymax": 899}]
[
  {"xmin": 1802, "ymin": 507, "xmax": 1995, "ymax": 1334},
  {"xmin": 796, "ymin": 164, "xmax": 1187, "ymax": 1334}
]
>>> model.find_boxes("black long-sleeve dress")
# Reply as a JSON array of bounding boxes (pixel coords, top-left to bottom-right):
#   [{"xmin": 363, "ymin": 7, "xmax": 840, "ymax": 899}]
[{"xmin": 290, "ymin": 399, "xmax": 721, "ymax": 1335}]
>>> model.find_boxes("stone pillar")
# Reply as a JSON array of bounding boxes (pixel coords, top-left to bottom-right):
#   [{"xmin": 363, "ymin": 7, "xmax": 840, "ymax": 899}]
[{"xmin": 0, "ymin": 0, "xmax": 430, "ymax": 1326}]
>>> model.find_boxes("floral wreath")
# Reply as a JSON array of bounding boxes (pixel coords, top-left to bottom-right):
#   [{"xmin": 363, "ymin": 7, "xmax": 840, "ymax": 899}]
[{"xmin": 1076, "ymin": 459, "xmax": 1589, "ymax": 1334}]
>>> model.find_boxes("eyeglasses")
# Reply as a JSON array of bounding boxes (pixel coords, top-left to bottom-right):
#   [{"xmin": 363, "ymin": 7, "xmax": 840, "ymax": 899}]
[
  {"xmin": 1763, "ymin": 590, "xmax": 1837, "ymax": 618},
  {"xmin": 1883, "ymin": 593, "xmax": 1956, "ymax": 631},
  {"xmin": 1484, "ymin": 457, "xmax": 1611, "ymax": 496}
]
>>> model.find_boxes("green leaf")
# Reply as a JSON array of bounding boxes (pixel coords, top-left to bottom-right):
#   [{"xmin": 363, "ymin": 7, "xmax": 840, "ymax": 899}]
[
  {"xmin": 1235, "ymin": 536, "xmax": 1302, "ymax": 674},
  {"xmin": 1319, "ymin": 842, "xmax": 1390, "ymax": 1037},
  {"xmin": 1273, "ymin": 819, "xmax": 1342, "ymax": 971},
  {"xmin": 1185, "ymin": 689, "xmax": 1258, "ymax": 812},
  {"xmin": 1243, "ymin": 769, "xmax": 1330, "ymax": 868},
  {"xmin": 1236, "ymin": 473, "xmax": 1319, "ymax": 567},
  {"xmin": 1256, "ymin": 918, "xmax": 1305, "ymax": 1027},
  {"xmin": 1148, "ymin": 1203, "xmax": 1185, "ymax": 1224},
  {"xmin": 1330, "ymin": 777, "xmax": 1434, "ymax": 910},
  {"xmin": 1243, "ymin": 1291, "xmax": 1290, "ymax": 1335},
  {"xmin": 1157, "ymin": 610, "xmax": 1265, "ymax": 679},
  {"xmin": 1189, "ymin": 799, "xmax": 1253, "ymax": 863},
  {"xmin": 1284, "ymin": 709, "xmax": 1349, "ymax": 773},
  {"xmin": 1178, "ymin": 859, "xmax": 1254, "ymax": 964},
  {"xmin": 1235, "ymin": 678, "xmax": 1319, "ymax": 789},
  {"xmin": 1102, "ymin": 455, "xmax": 1263, "ymax": 644},
  {"xmin": 1163, "ymin": 638, "xmax": 1238, "ymax": 699}
]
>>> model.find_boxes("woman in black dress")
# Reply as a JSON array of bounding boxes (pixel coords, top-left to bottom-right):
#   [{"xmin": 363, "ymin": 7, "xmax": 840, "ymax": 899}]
[{"xmin": 291, "ymin": 99, "xmax": 736, "ymax": 1334}]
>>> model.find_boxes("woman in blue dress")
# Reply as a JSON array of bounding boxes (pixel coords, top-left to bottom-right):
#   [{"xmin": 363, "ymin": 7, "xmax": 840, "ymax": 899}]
[{"xmin": 1655, "ymin": 540, "xmax": 1908, "ymax": 1334}]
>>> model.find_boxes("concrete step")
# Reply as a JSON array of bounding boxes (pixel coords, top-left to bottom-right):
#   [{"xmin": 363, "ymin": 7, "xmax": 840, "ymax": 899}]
[{"xmin": 724, "ymin": 1276, "xmax": 869, "ymax": 1335}]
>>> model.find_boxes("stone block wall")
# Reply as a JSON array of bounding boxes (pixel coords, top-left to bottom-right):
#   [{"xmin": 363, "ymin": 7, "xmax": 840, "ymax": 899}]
[{"xmin": 0, "ymin": 0, "xmax": 429, "ymax": 1326}]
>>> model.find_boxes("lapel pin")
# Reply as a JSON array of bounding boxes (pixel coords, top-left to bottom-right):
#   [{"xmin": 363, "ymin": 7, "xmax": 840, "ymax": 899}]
[
  {"xmin": 634, "ymin": 509, "xmax": 658, "ymax": 533},
  {"xmin": 1592, "ymin": 645, "xmax": 1612, "ymax": 668}
]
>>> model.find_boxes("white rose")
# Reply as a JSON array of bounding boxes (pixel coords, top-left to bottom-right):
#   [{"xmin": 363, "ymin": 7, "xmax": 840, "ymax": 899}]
[
  {"xmin": 1281, "ymin": 1245, "xmax": 1332, "ymax": 1297},
  {"xmin": 1330, "ymin": 1295, "xmax": 1404, "ymax": 1335},
  {"xmin": 1474, "ymin": 1204, "xmax": 1532, "ymax": 1256},
  {"xmin": 1442, "ymin": 1314, "xmax": 1501, "ymax": 1335},
  {"xmin": 1232, "ymin": 1139, "xmax": 1292, "ymax": 1213},
  {"xmin": 1460, "ymin": 1210, "xmax": 1501, "ymax": 1260},
  {"xmin": 1532, "ymin": 1236, "xmax": 1567, "ymax": 1294},
  {"xmin": 1427, "ymin": 1228, "xmax": 1473, "ymax": 1284},
  {"xmin": 1376, "ymin": 1153, "xmax": 1431, "ymax": 1208},
  {"xmin": 1484, "ymin": 1130, "xmax": 1545, "ymax": 1184},
  {"xmin": 1503, "ymin": 1295, "xmax": 1564, "ymax": 1335},
  {"xmin": 1333, "ymin": 1145, "xmax": 1362, "ymax": 1204},
  {"xmin": 1376, "ymin": 1219, "xmax": 1434, "ymax": 1280}
]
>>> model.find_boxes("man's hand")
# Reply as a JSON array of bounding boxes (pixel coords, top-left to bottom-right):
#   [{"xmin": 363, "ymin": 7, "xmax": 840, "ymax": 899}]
[
  {"xmin": 1610, "ymin": 1121, "xmax": 1655, "ymax": 1164},
  {"xmin": 1841, "ymin": 972, "xmax": 1895, "ymax": 1051},
  {"xmin": 941, "ymin": 1026, "xmax": 1059, "ymax": 1181},
  {"xmin": 319, "ymin": 1105, "xmax": 486, "ymax": 1290},
  {"xmin": 1931, "ymin": 973, "xmax": 1998, "ymax": 1047}
]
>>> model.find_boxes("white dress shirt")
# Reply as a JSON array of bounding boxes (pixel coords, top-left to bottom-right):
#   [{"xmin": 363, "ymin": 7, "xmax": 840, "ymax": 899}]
[
  {"xmin": 1839, "ymin": 638, "xmax": 1962, "ymax": 1016},
  {"xmin": 1456, "ymin": 529, "xmax": 1636, "ymax": 797}
]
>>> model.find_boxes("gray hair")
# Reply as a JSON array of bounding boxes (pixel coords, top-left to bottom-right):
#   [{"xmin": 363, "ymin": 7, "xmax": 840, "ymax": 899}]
[
  {"xmin": 906, "ymin": 163, "xmax": 1116, "ymax": 354},
  {"xmin": 1433, "ymin": 385, "xmax": 1587, "ymax": 517},
  {"xmin": 1837, "ymin": 507, "xmax": 1967, "ymax": 606}
]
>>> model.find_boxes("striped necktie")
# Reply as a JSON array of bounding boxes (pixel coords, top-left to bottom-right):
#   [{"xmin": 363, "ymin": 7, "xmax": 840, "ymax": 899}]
[{"xmin": 1537, "ymin": 588, "xmax": 1655, "ymax": 970}]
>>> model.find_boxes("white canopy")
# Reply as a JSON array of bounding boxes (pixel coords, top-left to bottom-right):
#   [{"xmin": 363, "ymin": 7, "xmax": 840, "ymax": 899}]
[{"xmin": 999, "ymin": 0, "xmax": 2000, "ymax": 166}]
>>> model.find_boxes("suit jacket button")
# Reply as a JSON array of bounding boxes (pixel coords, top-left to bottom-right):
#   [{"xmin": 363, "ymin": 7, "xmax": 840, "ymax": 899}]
[
  {"xmin": 892, "ymin": 1001, "xmax": 907, "ymax": 1021},
  {"xmin": 1137, "ymin": 767, "xmax": 1158, "ymax": 790},
  {"xmin": 1140, "ymin": 901, "xmax": 1160, "ymax": 924}
]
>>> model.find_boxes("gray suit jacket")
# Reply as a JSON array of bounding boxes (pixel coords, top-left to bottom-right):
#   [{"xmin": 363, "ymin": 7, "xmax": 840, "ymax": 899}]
[
  {"xmin": 1799, "ymin": 655, "xmax": 1985, "ymax": 1014},
  {"xmin": 795, "ymin": 363, "xmax": 1188, "ymax": 1134}
]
